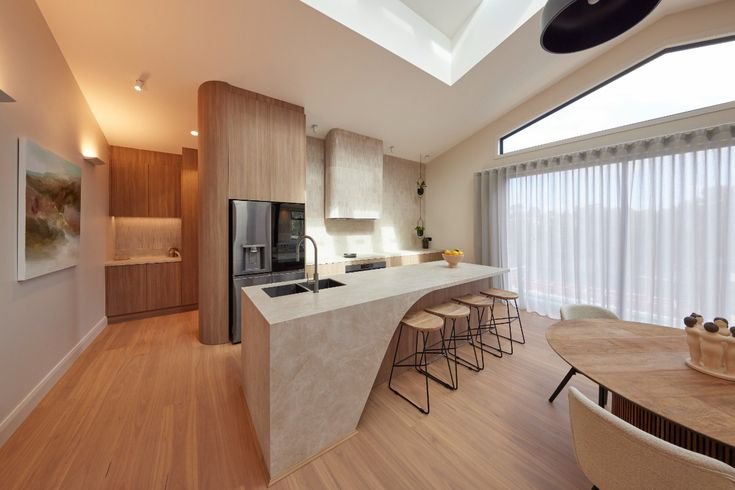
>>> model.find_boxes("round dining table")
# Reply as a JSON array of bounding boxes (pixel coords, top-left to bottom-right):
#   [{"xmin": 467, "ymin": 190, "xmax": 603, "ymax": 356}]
[{"xmin": 547, "ymin": 319, "xmax": 735, "ymax": 467}]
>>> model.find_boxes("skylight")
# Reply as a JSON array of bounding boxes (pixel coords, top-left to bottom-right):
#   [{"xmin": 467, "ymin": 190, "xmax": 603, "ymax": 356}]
[
  {"xmin": 299, "ymin": 0, "xmax": 545, "ymax": 85},
  {"xmin": 501, "ymin": 38, "xmax": 735, "ymax": 154}
]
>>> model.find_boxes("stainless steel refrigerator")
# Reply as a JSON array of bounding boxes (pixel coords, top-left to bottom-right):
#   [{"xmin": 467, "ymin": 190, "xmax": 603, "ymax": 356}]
[{"xmin": 230, "ymin": 200, "xmax": 305, "ymax": 343}]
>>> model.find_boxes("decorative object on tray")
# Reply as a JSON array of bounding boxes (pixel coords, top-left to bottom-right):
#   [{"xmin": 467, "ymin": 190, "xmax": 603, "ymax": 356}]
[
  {"xmin": 422, "ymin": 236, "xmax": 432, "ymax": 249},
  {"xmin": 343, "ymin": 252, "xmax": 357, "ymax": 259},
  {"xmin": 17, "ymin": 139, "xmax": 82, "ymax": 280},
  {"xmin": 442, "ymin": 249, "xmax": 464, "ymax": 268},
  {"xmin": 683, "ymin": 313, "xmax": 735, "ymax": 381}
]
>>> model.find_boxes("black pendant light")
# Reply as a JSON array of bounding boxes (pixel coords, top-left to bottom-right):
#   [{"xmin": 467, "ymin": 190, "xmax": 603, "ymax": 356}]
[{"xmin": 541, "ymin": 0, "xmax": 661, "ymax": 54}]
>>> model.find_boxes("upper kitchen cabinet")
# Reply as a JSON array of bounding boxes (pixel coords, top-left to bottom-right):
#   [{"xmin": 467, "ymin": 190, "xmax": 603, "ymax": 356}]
[
  {"xmin": 228, "ymin": 95, "xmax": 272, "ymax": 201},
  {"xmin": 220, "ymin": 82, "xmax": 306, "ymax": 204},
  {"xmin": 110, "ymin": 146, "xmax": 182, "ymax": 217},
  {"xmin": 269, "ymin": 103, "xmax": 306, "ymax": 204},
  {"xmin": 148, "ymin": 151, "xmax": 181, "ymax": 217},
  {"xmin": 110, "ymin": 146, "xmax": 148, "ymax": 216}
]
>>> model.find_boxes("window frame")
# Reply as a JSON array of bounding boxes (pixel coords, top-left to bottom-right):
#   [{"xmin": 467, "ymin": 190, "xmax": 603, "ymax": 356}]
[{"xmin": 498, "ymin": 35, "xmax": 735, "ymax": 156}]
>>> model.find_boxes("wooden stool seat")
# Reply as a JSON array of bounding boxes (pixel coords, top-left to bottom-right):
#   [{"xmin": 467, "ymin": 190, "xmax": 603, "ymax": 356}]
[
  {"xmin": 454, "ymin": 294, "xmax": 494, "ymax": 308},
  {"xmin": 425, "ymin": 302, "xmax": 471, "ymax": 319},
  {"xmin": 481, "ymin": 288, "xmax": 519, "ymax": 300},
  {"xmin": 401, "ymin": 311, "xmax": 444, "ymax": 331}
]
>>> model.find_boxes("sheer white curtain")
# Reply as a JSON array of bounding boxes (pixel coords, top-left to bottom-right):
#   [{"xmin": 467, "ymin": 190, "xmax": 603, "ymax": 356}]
[{"xmin": 477, "ymin": 124, "xmax": 735, "ymax": 325}]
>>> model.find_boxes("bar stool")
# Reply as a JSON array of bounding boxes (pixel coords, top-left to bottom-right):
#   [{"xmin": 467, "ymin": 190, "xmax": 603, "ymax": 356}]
[
  {"xmin": 453, "ymin": 294, "xmax": 503, "ymax": 366},
  {"xmin": 481, "ymin": 288, "xmax": 525, "ymax": 355},
  {"xmin": 388, "ymin": 310, "xmax": 456, "ymax": 414},
  {"xmin": 425, "ymin": 302, "xmax": 481, "ymax": 382}
]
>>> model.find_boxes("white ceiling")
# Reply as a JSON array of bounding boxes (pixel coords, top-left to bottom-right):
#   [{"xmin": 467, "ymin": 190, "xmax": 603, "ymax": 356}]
[
  {"xmin": 35, "ymin": 0, "xmax": 718, "ymax": 161},
  {"xmin": 400, "ymin": 0, "xmax": 482, "ymax": 39}
]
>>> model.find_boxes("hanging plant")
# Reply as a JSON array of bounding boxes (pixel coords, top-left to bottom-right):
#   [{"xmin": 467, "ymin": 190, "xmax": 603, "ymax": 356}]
[
  {"xmin": 415, "ymin": 218, "xmax": 425, "ymax": 237},
  {"xmin": 417, "ymin": 179, "xmax": 427, "ymax": 196}
]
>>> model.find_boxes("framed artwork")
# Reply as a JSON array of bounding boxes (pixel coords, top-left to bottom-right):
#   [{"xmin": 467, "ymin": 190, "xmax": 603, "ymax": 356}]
[{"xmin": 17, "ymin": 138, "xmax": 82, "ymax": 280}]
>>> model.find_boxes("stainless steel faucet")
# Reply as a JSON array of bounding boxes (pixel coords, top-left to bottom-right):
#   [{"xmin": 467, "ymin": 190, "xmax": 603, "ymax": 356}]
[{"xmin": 296, "ymin": 235, "xmax": 319, "ymax": 293}]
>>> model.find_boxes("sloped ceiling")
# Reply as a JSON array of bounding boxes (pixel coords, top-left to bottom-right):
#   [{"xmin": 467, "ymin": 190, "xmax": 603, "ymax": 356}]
[{"xmin": 36, "ymin": 0, "xmax": 719, "ymax": 161}]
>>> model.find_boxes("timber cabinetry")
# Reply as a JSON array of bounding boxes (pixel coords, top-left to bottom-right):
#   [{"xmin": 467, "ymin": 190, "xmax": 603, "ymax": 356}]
[
  {"xmin": 224, "ymin": 84, "xmax": 305, "ymax": 203},
  {"xmin": 105, "ymin": 262, "xmax": 183, "ymax": 320},
  {"xmin": 198, "ymin": 81, "xmax": 306, "ymax": 345},
  {"xmin": 110, "ymin": 146, "xmax": 181, "ymax": 217},
  {"xmin": 269, "ymin": 104, "xmax": 306, "ymax": 203},
  {"xmin": 105, "ymin": 264, "xmax": 148, "ymax": 317}
]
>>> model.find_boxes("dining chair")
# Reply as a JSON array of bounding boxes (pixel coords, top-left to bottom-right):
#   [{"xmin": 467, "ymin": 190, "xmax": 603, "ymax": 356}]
[
  {"xmin": 568, "ymin": 387, "xmax": 735, "ymax": 490},
  {"xmin": 548, "ymin": 304, "xmax": 619, "ymax": 406}
]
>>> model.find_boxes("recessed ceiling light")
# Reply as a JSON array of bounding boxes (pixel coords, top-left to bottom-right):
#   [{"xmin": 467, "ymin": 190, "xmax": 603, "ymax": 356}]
[
  {"xmin": 190, "ymin": 130, "xmax": 199, "ymax": 136},
  {"xmin": 133, "ymin": 79, "xmax": 144, "ymax": 92}
]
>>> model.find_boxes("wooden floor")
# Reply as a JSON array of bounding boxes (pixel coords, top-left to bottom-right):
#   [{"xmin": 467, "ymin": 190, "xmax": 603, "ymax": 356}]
[{"xmin": 0, "ymin": 310, "xmax": 595, "ymax": 489}]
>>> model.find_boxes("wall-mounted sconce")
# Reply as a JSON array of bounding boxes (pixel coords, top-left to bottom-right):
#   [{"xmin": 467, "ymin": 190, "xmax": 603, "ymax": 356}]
[
  {"xmin": 0, "ymin": 89, "xmax": 15, "ymax": 102},
  {"xmin": 82, "ymin": 150, "xmax": 106, "ymax": 166}
]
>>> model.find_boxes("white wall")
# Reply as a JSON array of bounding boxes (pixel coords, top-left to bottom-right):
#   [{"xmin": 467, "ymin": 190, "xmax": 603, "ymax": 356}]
[
  {"xmin": 426, "ymin": 0, "xmax": 735, "ymax": 262},
  {"xmin": 0, "ymin": 0, "xmax": 109, "ymax": 444}
]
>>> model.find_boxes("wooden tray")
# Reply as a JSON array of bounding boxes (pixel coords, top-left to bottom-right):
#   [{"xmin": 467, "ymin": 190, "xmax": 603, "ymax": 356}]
[{"xmin": 685, "ymin": 358, "xmax": 735, "ymax": 382}]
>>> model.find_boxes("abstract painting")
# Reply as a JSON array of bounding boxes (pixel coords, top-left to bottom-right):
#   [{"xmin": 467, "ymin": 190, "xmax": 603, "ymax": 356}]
[{"xmin": 17, "ymin": 139, "xmax": 82, "ymax": 280}]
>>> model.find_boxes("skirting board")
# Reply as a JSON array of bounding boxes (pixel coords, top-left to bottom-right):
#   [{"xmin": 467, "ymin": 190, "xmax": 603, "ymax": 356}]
[{"xmin": 0, "ymin": 316, "xmax": 108, "ymax": 446}]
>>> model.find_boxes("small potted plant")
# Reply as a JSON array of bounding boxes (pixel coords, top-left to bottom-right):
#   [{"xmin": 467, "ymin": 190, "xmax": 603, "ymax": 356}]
[
  {"xmin": 417, "ymin": 180, "xmax": 427, "ymax": 196},
  {"xmin": 415, "ymin": 224, "xmax": 425, "ymax": 237}
]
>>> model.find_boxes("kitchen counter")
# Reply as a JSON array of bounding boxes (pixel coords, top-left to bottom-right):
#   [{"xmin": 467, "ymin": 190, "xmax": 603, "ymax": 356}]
[
  {"xmin": 241, "ymin": 261, "xmax": 505, "ymax": 482},
  {"xmin": 104, "ymin": 255, "xmax": 182, "ymax": 267}
]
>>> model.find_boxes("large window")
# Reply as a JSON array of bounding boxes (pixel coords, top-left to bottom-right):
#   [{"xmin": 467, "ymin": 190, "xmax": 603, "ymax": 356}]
[
  {"xmin": 477, "ymin": 124, "xmax": 735, "ymax": 326},
  {"xmin": 500, "ymin": 38, "xmax": 735, "ymax": 154}
]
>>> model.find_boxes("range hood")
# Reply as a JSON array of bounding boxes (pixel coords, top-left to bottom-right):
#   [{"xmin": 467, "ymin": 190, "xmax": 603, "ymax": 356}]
[{"xmin": 325, "ymin": 128, "xmax": 383, "ymax": 219}]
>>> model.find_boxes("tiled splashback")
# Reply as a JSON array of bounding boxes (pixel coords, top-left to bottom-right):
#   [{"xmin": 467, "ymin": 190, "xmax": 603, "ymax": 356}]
[
  {"xmin": 113, "ymin": 217, "xmax": 181, "ymax": 259},
  {"xmin": 306, "ymin": 137, "xmax": 423, "ymax": 259}
]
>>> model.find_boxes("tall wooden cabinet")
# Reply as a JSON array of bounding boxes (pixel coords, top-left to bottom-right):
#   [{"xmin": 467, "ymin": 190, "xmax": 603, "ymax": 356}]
[
  {"xmin": 198, "ymin": 81, "xmax": 306, "ymax": 345},
  {"xmin": 110, "ymin": 146, "xmax": 181, "ymax": 217}
]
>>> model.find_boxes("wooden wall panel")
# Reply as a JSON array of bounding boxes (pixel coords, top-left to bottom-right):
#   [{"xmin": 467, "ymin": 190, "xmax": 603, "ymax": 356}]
[
  {"xmin": 198, "ymin": 81, "xmax": 232, "ymax": 345},
  {"xmin": 146, "ymin": 263, "xmax": 182, "ymax": 310},
  {"xmin": 181, "ymin": 148, "xmax": 198, "ymax": 306},
  {"xmin": 105, "ymin": 264, "xmax": 148, "ymax": 316},
  {"xmin": 147, "ymin": 150, "xmax": 181, "ymax": 217},
  {"xmin": 110, "ymin": 146, "xmax": 148, "ymax": 217}
]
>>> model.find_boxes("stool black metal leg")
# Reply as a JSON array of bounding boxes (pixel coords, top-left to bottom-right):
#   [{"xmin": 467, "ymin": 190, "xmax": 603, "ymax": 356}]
[
  {"xmin": 416, "ymin": 324, "xmax": 456, "ymax": 391},
  {"xmin": 512, "ymin": 298, "xmax": 526, "ymax": 344},
  {"xmin": 598, "ymin": 386, "xmax": 608, "ymax": 408},
  {"xmin": 445, "ymin": 317, "xmax": 482, "ymax": 373},
  {"xmin": 490, "ymin": 301, "xmax": 514, "ymax": 355},
  {"xmin": 471, "ymin": 305, "xmax": 503, "ymax": 358},
  {"xmin": 548, "ymin": 367, "xmax": 577, "ymax": 403}
]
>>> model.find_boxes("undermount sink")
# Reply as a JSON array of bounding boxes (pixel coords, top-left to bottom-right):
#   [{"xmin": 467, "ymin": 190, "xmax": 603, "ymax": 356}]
[
  {"xmin": 299, "ymin": 278, "xmax": 345, "ymax": 291},
  {"xmin": 263, "ymin": 283, "xmax": 310, "ymax": 298},
  {"xmin": 263, "ymin": 278, "xmax": 346, "ymax": 297}
]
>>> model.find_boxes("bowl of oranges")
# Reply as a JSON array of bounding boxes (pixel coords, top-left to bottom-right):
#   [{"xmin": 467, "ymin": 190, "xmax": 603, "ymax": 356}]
[{"xmin": 442, "ymin": 249, "xmax": 464, "ymax": 268}]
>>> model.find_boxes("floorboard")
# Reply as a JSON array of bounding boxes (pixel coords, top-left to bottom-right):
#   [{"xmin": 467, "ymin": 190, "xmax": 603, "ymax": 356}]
[{"xmin": 0, "ymin": 310, "xmax": 594, "ymax": 489}]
